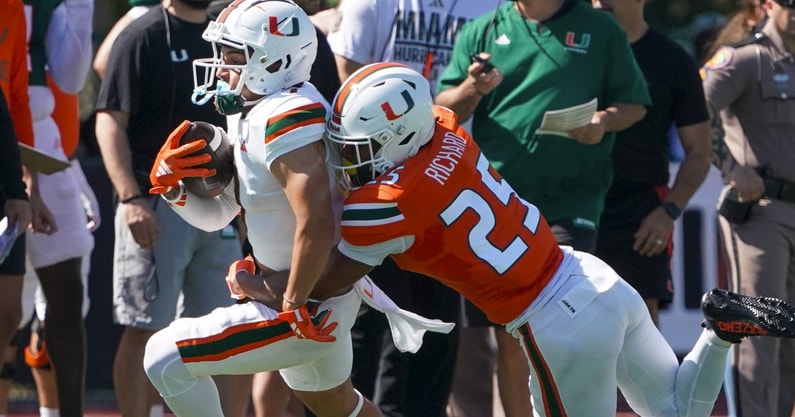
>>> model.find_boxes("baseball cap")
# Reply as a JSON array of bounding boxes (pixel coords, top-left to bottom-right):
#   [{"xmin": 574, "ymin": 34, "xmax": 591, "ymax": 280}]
[{"xmin": 772, "ymin": 0, "xmax": 795, "ymax": 8}]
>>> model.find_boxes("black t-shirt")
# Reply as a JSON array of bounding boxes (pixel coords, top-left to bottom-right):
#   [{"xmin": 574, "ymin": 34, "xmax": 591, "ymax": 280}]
[
  {"xmin": 607, "ymin": 27, "xmax": 708, "ymax": 198},
  {"xmin": 312, "ymin": 27, "xmax": 341, "ymax": 104},
  {"xmin": 95, "ymin": 6, "xmax": 225, "ymax": 190}
]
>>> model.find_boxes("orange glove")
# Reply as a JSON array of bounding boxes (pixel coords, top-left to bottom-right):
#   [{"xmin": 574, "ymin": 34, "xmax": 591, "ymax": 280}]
[
  {"xmin": 149, "ymin": 120, "xmax": 215, "ymax": 195},
  {"xmin": 278, "ymin": 305, "xmax": 338, "ymax": 343},
  {"xmin": 226, "ymin": 255, "xmax": 255, "ymax": 300}
]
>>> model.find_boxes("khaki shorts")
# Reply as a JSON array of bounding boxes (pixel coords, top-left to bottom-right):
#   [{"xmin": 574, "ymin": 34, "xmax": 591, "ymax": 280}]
[{"xmin": 113, "ymin": 195, "xmax": 241, "ymax": 330}]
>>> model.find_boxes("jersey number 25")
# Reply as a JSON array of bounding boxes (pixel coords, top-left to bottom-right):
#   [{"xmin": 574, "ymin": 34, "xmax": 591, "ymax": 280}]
[{"xmin": 440, "ymin": 154, "xmax": 541, "ymax": 274}]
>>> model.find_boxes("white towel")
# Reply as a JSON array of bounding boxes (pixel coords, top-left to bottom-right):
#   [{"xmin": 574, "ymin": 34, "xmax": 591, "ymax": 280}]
[{"xmin": 353, "ymin": 276, "xmax": 455, "ymax": 353}]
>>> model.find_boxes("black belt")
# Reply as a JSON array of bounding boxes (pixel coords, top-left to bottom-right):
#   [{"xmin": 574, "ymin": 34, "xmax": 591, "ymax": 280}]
[{"xmin": 763, "ymin": 177, "xmax": 795, "ymax": 204}]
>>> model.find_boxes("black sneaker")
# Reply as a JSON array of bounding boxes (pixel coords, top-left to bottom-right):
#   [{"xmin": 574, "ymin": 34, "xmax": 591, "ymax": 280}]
[{"xmin": 701, "ymin": 288, "xmax": 795, "ymax": 343}]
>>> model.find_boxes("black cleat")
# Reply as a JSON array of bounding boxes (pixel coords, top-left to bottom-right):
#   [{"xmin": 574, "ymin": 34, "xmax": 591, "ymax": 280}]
[{"xmin": 701, "ymin": 288, "xmax": 795, "ymax": 343}]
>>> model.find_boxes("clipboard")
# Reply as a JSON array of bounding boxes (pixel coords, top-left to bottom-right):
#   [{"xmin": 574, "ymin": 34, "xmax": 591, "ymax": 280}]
[
  {"xmin": 535, "ymin": 98, "xmax": 599, "ymax": 139},
  {"xmin": 19, "ymin": 143, "xmax": 71, "ymax": 174}
]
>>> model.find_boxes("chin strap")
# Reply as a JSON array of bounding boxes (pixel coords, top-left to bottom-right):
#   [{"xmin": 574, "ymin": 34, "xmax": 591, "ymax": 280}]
[{"xmin": 346, "ymin": 389, "xmax": 364, "ymax": 417}]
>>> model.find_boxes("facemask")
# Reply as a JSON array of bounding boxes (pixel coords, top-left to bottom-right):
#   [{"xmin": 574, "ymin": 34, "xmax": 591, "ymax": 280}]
[{"xmin": 338, "ymin": 159, "xmax": 374, "ymax": 191}]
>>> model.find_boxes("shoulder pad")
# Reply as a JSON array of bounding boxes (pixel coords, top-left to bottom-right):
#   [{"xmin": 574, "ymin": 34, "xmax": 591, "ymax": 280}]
[{"xmin": 729, "ymin": 32, "xmax": 767, "ymax": 48}]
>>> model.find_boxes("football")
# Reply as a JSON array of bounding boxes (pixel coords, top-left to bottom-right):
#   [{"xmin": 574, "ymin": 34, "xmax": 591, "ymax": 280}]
[{"xmin": 179, "ymin": 121, "xmax": 235, "ymax": 198}]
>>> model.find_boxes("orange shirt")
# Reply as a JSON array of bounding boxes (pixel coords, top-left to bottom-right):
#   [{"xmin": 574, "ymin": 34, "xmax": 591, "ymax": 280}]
[
  {"xmin": 342, "ymin": 107, "xmax": 563, "ymax": 323},
  {"xmin": 47, "ymin": 72, "xmax": 79, "ymax": 157},
  {"xmin": 0, "ymin": 0, "xmax": 34, "ymax": 146}
]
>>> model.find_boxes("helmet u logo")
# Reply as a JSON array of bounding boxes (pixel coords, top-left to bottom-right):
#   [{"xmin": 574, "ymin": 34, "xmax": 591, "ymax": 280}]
[
  {"xmin": 381, "ymin": 90, "xmax": 415, "ymax": 121},
  {"xmin": 268, "ymin": 16, "xmax": 299, "ymax": 36}
]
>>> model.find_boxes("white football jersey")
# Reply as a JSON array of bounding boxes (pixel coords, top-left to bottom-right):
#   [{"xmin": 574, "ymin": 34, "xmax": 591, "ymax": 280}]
[{"xmin": 229, "ymin": 82, "xmax": 343, "ymax": 271}]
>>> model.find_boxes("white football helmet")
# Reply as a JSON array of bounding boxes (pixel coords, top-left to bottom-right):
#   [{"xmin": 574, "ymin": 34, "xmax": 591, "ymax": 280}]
[
  {"xmin": 192, "ymin": 0, "xmax": 317, "ymax": 104},
  {"xmin": 327, "ymin": 63, "xmax": 435, "ymax": 190}
]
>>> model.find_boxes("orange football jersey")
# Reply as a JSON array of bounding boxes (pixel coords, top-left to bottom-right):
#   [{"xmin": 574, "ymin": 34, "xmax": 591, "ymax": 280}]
[{"xmin": 341, "ymin": 107, "xmax": 563, "ymax": 324}]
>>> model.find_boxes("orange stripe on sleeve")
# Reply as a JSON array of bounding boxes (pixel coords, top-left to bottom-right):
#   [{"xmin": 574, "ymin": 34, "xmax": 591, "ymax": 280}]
[{"xmin": 265, "ymin": 116, "xmax": 325, "ymax": 144}]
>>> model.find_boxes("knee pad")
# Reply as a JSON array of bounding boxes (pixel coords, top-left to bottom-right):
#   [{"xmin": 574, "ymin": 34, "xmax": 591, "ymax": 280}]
[{"xmin": 143, "ymin": 330, "xmax": 197, "ymax": 398}]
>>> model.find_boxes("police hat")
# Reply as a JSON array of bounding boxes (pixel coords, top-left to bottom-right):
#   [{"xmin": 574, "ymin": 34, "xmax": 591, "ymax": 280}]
[{"xmin": 772, "ymin": 0, "xmax": 795, "ymax": 8}]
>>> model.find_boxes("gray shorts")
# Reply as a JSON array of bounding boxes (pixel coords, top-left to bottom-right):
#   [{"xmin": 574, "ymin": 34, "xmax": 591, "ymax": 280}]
[{"xmin": 113, "ymin": 196, "xmax": 241, "ymax": 330}]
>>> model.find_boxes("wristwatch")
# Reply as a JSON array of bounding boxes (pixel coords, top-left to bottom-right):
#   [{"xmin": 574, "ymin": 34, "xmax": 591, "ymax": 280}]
[{"xmin": 661, "ymin": 201, "xmax": 682, "ymax": 220}]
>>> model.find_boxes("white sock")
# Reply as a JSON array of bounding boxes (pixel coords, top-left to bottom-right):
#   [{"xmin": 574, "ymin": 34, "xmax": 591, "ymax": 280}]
[
  {"xmin": 150, "ymin": 404, "xmax": 165, "ymax": 417},
  {"xmin": 39, "ymin": 406, "xmax": 60, "ymax": 417},
  {"xmin": 705, "ymin": 328, "xmax": 733, "ymax": 348}
]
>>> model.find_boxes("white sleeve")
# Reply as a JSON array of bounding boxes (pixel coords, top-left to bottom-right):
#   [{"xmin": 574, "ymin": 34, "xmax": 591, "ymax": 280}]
[
  {"xmin": 337, "ymin": 235, "xmax": 414, "ymax": 266},
  {"xmin": 163, "ymin": 182, "xmax": 241, "ymax": 232},
  {"xmin": 262, "ymin": 94, "xmax": 328, "ymax": 169},
  {"xmin": 45, "ymin": 0, "xmax": 94, "ymax": 93},
  {"xmin": 327, "ymin": 0, "xmax": 382, "ymax": 64}
]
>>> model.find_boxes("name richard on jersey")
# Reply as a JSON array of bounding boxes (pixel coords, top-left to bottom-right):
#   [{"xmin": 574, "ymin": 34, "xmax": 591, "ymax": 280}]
[{"xmin": 424, "ymin": 131, "xmax": 466, "ymax": 186}]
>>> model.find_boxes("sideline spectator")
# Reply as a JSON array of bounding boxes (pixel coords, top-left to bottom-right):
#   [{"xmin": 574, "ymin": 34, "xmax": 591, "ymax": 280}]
[
  {"xmin": 92, "ymin": 3, "xmax": 164, "ymax": 414},
  {"xmin": 702, "ymin": 1, "xmax": 795, "ymax": 415},
  {"xmin": 20, "ymin": 1, "xmax": 95, "ymax": 415},
  {"xmin": 591, "ymin": 0, "xmax": 711, "ymax": 327},
  {"xmin": 0, "ymin": 15, "xmax": 35, "ymax": 398},
  {"xmin": 0, "ymin": 16, "xmax": 37, "ymax": 415},
  {"xmin": 22, "ymin": 76, "xmax": 100, "ymax": 417},
  {"xmin": 0, "ymin": 79, "xmax": 35, "ymax": 417},
  {"xmin": 0, "ymin": 1, "xmax": 86, "ymax": 416},
  {"xmin": 93, "ymin": 0, "xmax": 161, "ymax": 80}
]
